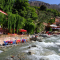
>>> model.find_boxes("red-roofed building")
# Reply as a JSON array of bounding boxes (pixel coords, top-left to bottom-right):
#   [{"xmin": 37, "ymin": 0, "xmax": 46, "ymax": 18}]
[
  {"xmin": 0, "ymin": 10, "xmax": 8, "ymax": 15},
  {"xmin": 55, "ymin": 17, "xmax": 60, "ymax": 26},
  {"xmin": 43, "ymin": 17, "xmax": 60, "ymax": 33}
]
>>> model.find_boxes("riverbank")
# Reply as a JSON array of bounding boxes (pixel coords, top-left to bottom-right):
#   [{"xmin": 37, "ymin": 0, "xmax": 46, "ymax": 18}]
[
  {"xmin": 0, "ymin": 34, "xmax": 30, "ymax": 45},
  {"xmin": 0, "ymin": 40, "xmax": 32, "ymax": 60},
  {"xmin": 0, "ymin": 34, "xmax": 60, "ymax": 60},
  {"xmin": 0, "ymin": 34, "xmax": 31, "ymax": 60}
]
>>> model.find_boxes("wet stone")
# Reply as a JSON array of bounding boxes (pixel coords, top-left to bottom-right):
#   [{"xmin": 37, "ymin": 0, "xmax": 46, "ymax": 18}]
[
  {"xmin": 40, "ymin": 57, "xmax": 49, "ymax": 60},
  {"xmin": 27, "ymin": 51, "xmax": 31, "ymax": 55},
  {"xmin": 31, "ymin": 45, "xmax": 36, "ymax": 47},
  {"xmin": 28, "ymin": 46, "xmax": 31, "ymax": 48},
  {"xmin": 7, "ymin": 58, "xmax": 13, "ymax": 60}
]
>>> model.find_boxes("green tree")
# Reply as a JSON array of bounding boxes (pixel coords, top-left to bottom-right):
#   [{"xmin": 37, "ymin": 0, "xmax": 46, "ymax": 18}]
[
  {"xmin": 0, "ymin": 13, "xmax": 7, "ymax": 28},
  {"xmin": 26, "ymin": 7, "xmax": 38, "ymax": 20},
  {"xmin": 0, "ymin": 0, "xmax": 14, "ymax": 12},
  {"xmin": 48, "ymin": 18, "xmax": 55, "ymax": 24},
  {"xmin": 24, "ymin": 18, "xmax": 35, "ymax": 34},
  {"xmin": 16, "ymin": 14, "xmax": 26, "ymax": 33},
  {"xmin": 40, "ymin": 5, "xmax": 47, "ymax": 11},
  {"xmin": 13, "ymin": 0, "xmax": 29, "ymax": 14},
  {"xmin": 46, "ymin": 9, "xmax": 59, "ymax": 17}
]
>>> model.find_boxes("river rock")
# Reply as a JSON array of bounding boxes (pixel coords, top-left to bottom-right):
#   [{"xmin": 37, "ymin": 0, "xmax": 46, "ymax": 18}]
[
  {"xmin": 0, "ymin": 46, "xmax": 5, "ymax": 48},
  {"xmin": 30, "ymin": 36, "xmax": 42, "ymax": 42},
  {"xmin": 40, "ymin": 57, "xmax": 49, "ymax": 60},
  {"xmin": 53, "ymin": 34, "xmax": 57, "ymax": 37},
  {"xmin": 31, "ymin": 45, "xmax": 36, "ymax": 47},
  {"xmin": 2, "ymin": 48, "xmax": 8, "ymax": 51},
  {"xmin": 13, "ymin": 56, "xmax": 20, "ymax": 60},
  {"xmin": 30, "ymin": 37, "xmax": 36, "ymax": 41},
  {"xmin": 31, "ymin": 41, "xmax": 35, "ymax": 43},
  {"xmin": 39, "ymin": 34, "xmax": 51, "ymax": 38},
  {"xmin": 28, "ymin": 45, "xmax": 36, "ymax": 48},
  {"xmin": 7, "ymin": 58, "xmax": 13, "ymax": 60},
  {"xmin": 27, "ymin": 50, "xmax": 35, "ymax": 55},
  {"xmin": 27, "ymin": 51, "xmax": 31, "ymax": 55},
  {"xmin": 28, "ymin": 46, "xmax": 31, "ymax": 48},
  {"xmin": 37, "ymin": 38, "xmax": 42, "ymax": 42}
]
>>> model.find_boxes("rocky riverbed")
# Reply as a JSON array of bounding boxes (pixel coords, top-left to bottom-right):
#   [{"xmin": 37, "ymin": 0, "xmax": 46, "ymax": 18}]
[
  {"xmin": 0, "ymin": 34, "xmax": 60, "ymax": 60},
  {"xmin": 0, "ymin": 41, "xmax": 32, "ymax": 60},
  {"xmin": 0, "ymin": 34, "xmax": 43, "ymax": 60}
]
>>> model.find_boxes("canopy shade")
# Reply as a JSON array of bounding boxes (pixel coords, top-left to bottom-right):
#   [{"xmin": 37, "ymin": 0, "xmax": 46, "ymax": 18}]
[
  {"xmin": 11, "ymin": 29, "xmax": 27, "ymax": 32},
  {"xmin": 19, "ymin": 29, "xmax": 27, "ymax": 32}
]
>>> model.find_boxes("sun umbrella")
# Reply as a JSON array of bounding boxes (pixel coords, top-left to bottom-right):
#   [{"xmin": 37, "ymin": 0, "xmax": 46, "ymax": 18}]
[{"xmin": 19, "ymin": 29, "xmax": 27, "ymax": 32}]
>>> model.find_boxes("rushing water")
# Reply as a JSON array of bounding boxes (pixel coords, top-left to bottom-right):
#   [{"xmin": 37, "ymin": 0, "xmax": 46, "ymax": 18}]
[
  {"xmin": 21, "ymin": 35, "xmax": 60, "ymax": 60},
  {"xmin": 0, "ymin": 35, "xmax": 60, "ymax": 60}
]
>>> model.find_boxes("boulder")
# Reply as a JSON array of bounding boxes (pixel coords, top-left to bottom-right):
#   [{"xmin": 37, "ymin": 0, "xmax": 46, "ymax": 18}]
[
  {"xmin": 7, "ymin": 58, "xmax": 13, "ymax": 60},
  {"xmin": 27, "ymin": 50, "xmax": 35, "ymax": 55},
  {"xmin": 36, "ymin": 38, "xmax": 42, "ymax": 42},
  {"xmin": 27, "ymin": 51, "xmax": 31, "ymax": 55},
  {"xmin": 31, "ymin": 45, "xmax": 36, "ymax": 47},
  {"xmin": 28, "ymin": 45, "xmax": 36, "ymax": 48},
  {"xmin": 28, "ymin": 46, "xmax": 31, "ymax": 48},
  {"xmin": 39, "ymin": 34, "xmax": 51, "ymax": 38},
  {"xmin": 40, "ymin": 57, "xmax": 49, "ymax": 60},
  {"xmin": 30, "ymin": 35, "xmax": 42, "ymax": 42}
]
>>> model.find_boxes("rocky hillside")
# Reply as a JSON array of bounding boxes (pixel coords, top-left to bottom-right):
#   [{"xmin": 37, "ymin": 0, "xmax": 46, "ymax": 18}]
[{"xmin": 29, "ymin": 1, "xmax": 60, "ymax": 11}]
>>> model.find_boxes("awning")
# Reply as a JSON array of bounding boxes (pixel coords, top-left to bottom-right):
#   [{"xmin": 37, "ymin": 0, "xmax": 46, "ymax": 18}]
[
  {"xmin": 19, "ymin": 29, "xmax": 27, "ymax": 32},
  {"xmin": 11, "ymin": 29, "xmax": 27, "ymax": 32}
]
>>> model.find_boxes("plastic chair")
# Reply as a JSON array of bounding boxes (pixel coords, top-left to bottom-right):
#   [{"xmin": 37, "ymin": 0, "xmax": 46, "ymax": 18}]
[
  {"xmin": 22, "ymin": 39, "xmax": 26, "ymax": 43},
  {"xmin": 8, "ymin": 41, "xmax": 13, "ymax": 44},
  {"xmin": 13, "ymin": 40, "xmax": 16, "ymax": 44},
  {"xmin": 16, "ymin": 40, "xmax": 21, "ymax": 44},
  {"xmin": 4, "ymin": 41, "xmax": 8, "ymax": 46}
]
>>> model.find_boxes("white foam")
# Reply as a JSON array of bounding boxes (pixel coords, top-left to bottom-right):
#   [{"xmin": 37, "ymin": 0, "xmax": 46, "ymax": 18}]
[
  {"xmin": 35, "ymin": 41, "xmax": 57, "ymax": 48},
  {"xmin": 20, "ymin": 35, "xmax": 60, "ymax": 60},
  {"xmin": 56, "ymin": 40, "xmax": 60, "ymax": 43},
  {"xmin": 28, "ymin": 54, "xmax": 60, "ymax": 60},
  {"xmin": 0, "ymin": 50, "xmax": 3, "ymax": 53},
  {"xmin": 46, "ymin": 54, "xmax": 60, "ymax": 60},
  {"xmin": 55, "ymin": 43, "xmax": 60, "ymax": 45},
  {"xmin": 58, "ymin": 49, "xmax": 60, "ymax": 52},
  {"xmin": 20, "ymin": 44, "xmax": 31, "ymax": 49}
]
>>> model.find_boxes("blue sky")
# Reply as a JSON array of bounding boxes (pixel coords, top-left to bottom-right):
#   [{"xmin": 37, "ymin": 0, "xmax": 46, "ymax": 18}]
[
  {"xmin": 38, "ymin": 0, "xmax": 60, "ymax": 4},
  {"xmin": 30, "ymin": 0, "xmax": 60, "ymax": 5}
]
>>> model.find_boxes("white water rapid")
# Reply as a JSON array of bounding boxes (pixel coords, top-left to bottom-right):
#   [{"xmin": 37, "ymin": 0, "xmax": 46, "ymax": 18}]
[{"xmin": 21, "ymin": 35, "xmax": 60, "ymax": 60}]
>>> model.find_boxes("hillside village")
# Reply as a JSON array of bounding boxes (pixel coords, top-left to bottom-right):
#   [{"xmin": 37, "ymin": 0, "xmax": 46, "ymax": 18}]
[
  {"xmin": 0, "ymin": 1, "xmax": 60, "ymax": 60},
  {"xmin": 0, "ymin": 0, "xmax": 60, "ymax": 34},
  {"xmin": 43, "ymin": 17, "xmax": 60, "ymax": 34}
]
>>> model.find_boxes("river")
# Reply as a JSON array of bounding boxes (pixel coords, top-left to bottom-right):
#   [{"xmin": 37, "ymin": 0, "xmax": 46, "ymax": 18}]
[{"xmin": 0, "ymin": 35, "xmax": 60, "ymax": 60}]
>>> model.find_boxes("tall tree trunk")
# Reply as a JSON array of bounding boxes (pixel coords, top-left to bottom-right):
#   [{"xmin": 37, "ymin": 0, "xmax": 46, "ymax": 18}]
[
  {"xmin": 10, "ymin": 20, "xmax": 12, "ymax": 33},
  {"xmin": 8, "ymin": 18, "xmax": 10, "ymax": 31},
  {"xmin": 14, "ymin": 23, "xmax": 15, "ymax": 33}
]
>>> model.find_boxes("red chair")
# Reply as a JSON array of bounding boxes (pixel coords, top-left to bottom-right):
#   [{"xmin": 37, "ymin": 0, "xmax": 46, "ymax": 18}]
[
  {"xmin": 8, "ymin": 41, "xmax": 13, "ymax": 44},
  {"xmin": 16, "ymin": 40, "xmax": 21, "ymax": 44}
]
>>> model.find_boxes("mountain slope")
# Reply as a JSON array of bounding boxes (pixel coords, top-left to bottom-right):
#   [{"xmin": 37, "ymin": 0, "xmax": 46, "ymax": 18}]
[{"xmin": 29, "ymin": 1, "xmax": 60, "ymax": 11}]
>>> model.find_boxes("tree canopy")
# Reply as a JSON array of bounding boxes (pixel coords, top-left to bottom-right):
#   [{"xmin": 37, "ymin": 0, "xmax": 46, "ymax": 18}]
[
  {"xmin": 0, "ymin": 0, "xmax": 38, "ymax": 34},
  {"xmin": 40, "ymin": 5, "xmax": 47, "ymax": 11},
  {"xmin": 0, "ymin": 0, "xmax": 60, "ymax": 34}
]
